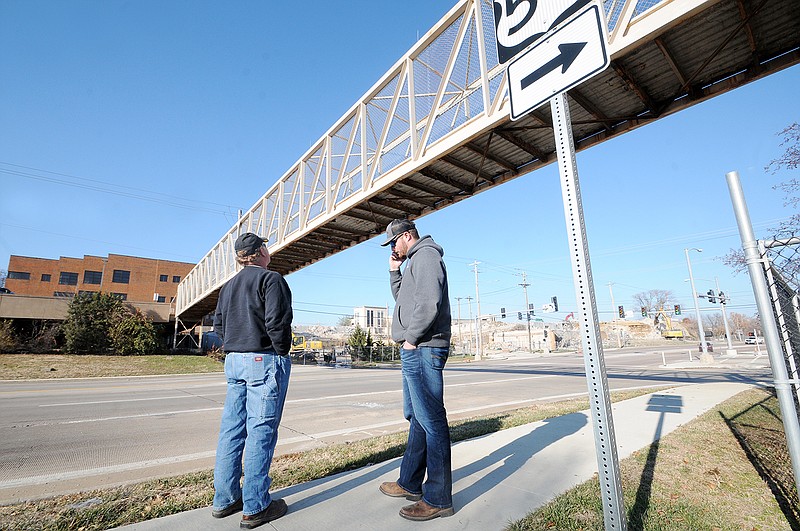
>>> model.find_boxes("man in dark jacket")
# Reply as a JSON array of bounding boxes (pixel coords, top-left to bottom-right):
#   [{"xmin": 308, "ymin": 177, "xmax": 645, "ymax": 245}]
[
  {"xmin": 378, "ymin": 219, "xmax": 454, "ymax": 521},
  {"xmin": 211, "ymin": 233, "xmax": 293, "ymax": 529}
]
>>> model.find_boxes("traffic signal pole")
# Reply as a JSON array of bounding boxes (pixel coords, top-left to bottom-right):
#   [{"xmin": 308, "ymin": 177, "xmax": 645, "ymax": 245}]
[{"xmin": 551, "ymin": 92, "xmax": 626, "ymax": 530}]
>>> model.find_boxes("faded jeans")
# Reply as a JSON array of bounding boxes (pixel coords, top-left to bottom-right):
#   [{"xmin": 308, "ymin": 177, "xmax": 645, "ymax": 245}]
[
  {"xmin": 213, "ymin": 351, "xmax": 291, "ymax": 516},
  {"xmin": 397, "ymin": 346, "xmax": 453, "ymax": 509}
]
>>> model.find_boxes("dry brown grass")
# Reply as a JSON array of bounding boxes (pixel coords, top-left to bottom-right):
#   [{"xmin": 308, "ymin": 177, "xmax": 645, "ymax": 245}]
[{"xmin": 0, "ymin": 354, "xmax": 221, "ymax": 379}]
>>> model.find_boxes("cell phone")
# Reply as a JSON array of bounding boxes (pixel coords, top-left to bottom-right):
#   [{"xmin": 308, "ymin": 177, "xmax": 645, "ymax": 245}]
[{"xmin": 391, "ymin": 251, "xmax": 403, "ymax": 261}]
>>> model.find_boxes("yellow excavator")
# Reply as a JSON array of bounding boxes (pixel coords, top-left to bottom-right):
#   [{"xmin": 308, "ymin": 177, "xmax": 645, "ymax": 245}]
[
  {"xmin": 653, "ymin": 307, "xmax": 684, "ymax": 338},
  {"xmin": 291, "ymin": 332, "xmax": 323, "ymax": 353}
]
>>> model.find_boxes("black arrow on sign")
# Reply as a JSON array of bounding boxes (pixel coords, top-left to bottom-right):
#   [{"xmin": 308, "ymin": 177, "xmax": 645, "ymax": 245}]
[{"xmin": 520, "ymin": 42, "xmax": 588, "ymax": 90}]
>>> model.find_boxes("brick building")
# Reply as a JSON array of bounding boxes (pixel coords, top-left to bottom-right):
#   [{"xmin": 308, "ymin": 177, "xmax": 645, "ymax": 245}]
[{"xmin": 5, "ymin": 254, "xmax": 194, "ymax": 304}]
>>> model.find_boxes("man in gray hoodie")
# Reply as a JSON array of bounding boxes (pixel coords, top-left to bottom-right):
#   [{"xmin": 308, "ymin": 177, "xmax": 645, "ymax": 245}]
[{"xmin": 378, "ymin": 219, "xmax": 454, "ymax": 521}]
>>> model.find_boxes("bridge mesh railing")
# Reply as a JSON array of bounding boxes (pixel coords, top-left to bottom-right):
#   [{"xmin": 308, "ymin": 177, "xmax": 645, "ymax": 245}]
[{"xmin": 176, "ymin": 0, "xmax": 670, "ymax": 318}]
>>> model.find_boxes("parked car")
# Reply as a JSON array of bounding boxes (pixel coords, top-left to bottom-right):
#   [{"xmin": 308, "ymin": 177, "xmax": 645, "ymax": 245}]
[
  {"xmin": 745, "ymin": 336, "xmax": 764, "ymax": 345},
  {"xmin": 699, "ymin": 341, "xmax": 714, "ymax": 352}
]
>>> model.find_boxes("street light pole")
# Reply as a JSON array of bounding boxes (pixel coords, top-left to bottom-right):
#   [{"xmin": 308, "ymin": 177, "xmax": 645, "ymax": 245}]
[{"xmin": 685, "ymin": 248, "xmax": 711, "ymax": 362}]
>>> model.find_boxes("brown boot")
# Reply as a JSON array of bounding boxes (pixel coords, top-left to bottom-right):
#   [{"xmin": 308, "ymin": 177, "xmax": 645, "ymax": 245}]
[
  {"xmin": 379, "ymin": 481, "xmax": 422, "ymax": 501},
  {"xmin": 240, "ymin": 499, "xmax": 287, "ymax": 529},
  {"xmin": 399, "ymin": 500, "xmax": 454, "ymax": 521}
]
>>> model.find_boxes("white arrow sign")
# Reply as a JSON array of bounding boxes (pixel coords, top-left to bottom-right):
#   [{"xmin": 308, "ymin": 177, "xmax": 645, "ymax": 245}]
[{"xmin": 507, "ymin": 2, "xmax": 609, "ymax": 120}]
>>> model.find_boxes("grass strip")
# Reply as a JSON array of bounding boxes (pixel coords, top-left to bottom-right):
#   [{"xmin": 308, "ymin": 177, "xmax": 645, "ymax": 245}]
[{"xmin": 0, "ymin": 354, "xmax": 222, "ymax": 379}]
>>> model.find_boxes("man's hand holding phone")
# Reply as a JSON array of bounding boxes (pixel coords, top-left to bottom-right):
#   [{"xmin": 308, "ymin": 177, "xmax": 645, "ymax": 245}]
[{"xmin": 389, "ymin": 251, "xmax": 405, "ymax": 271}]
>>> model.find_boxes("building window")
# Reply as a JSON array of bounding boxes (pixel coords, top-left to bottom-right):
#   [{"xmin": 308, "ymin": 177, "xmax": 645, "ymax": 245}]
[
  {"xmin": 59, "ymin": 272, "xmax": 79, "ymax": 285},
  {"xmin": 78, "ymin": 290, "xmax": 97, "ymax": 296},
  {"xmin": 159, "ymin": 274, "xmax": 168, "ymax": 282},
  {"xmin": 8, "ymin": 271, "xmax": 31, "ymax": 280},
  {"xmin": 111, "ymin": 292, "xmax": 128, "ymax": 301},
  {"xmin": 112, "ymin": 270, "xmax": 130, "ymax": 284},
  {"xmin": 366, "ymin": 309, "xmax": 384, "ymax": 329},
  {"xmin": 84, "ymin": 270, "xmax": 103, "ymax": 285},
  {"xmin": 41, "ymin": 274, "xmax": 51, "ymax": 282},
  {"xmin": 53, "ymin": 291, "xmax": 75, "ymax": 298},
  {"xmin": 172, "ymin": 275, "xmax": 181, "ymax": 283},
  {"xmin": 156, "ymin": 295, "xmax": 166, "ymax": 303}
]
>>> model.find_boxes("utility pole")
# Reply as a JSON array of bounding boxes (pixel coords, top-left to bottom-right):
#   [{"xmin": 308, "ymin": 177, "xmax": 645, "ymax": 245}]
[
  {"xmin": 607, "ymin": 282, "xmax": 616, "ymax": 321},
  {"xmin": 520, "ymin": 271, "xmax": 533, "ymax": 352},
  {"xmin": 608, "ymin": 282, "xmax": 621, "ymax": 348},
  {"xmin": 470, "ymin": 261, "xmax": 482, "ymax": 360},
  {"xmin": 455, "ymin": 297, "xmax": 463, "ymax": 354},
  {"xmin": 465, "ymin": 296, "xmax": 474, "ymax": 354}
]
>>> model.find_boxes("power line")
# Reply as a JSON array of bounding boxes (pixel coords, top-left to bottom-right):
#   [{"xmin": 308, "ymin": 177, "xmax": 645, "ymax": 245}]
[
  {"xmin": 1, "ymin": 161, "xmax": 244, "ymax": 216},
  {"xmin": 0, "ymin": 222, "xmax": 199, "ymax": 261}
]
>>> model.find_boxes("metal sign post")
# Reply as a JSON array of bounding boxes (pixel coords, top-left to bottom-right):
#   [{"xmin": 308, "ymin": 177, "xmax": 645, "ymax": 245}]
[
  {"xmin": 494, "ymin": 1, "xmax": 625, "ymax": 528},
  {"xmin": 551, "ymin": 92, "xmax": 627, "ymax": 530}
]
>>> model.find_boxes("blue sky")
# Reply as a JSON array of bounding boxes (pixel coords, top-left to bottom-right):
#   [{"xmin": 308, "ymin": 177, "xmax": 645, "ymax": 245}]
[{"xmin": 1, "ymin": 0, "xmax": 797, "ymax": 327}]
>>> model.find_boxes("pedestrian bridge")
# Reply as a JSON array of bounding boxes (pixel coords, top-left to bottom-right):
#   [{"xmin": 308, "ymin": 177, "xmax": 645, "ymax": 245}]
[{"xmin": 175, "ymin": 0, "xmax": 799, "ymax": 328}]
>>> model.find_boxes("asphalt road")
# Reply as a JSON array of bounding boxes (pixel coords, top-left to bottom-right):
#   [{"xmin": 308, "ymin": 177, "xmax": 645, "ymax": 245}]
[{"xmin": 0, "ymin": 344, "xmax": 772, "ymax": 504}]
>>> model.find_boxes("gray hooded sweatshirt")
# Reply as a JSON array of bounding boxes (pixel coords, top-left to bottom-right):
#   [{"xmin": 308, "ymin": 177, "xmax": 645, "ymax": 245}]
[{"xmin": 389, "ymin": 235, "xmax": 451, "ymax": 348}]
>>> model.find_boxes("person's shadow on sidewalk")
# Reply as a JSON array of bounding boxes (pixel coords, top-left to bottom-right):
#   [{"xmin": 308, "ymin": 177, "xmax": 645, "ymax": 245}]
[
  {"xmin": 273, "ymin": 458, "xmax": 401, "ymax": 513},
  {"xmin": 452, "ymin": 412, "xmax": 588, "ymax": 508}
]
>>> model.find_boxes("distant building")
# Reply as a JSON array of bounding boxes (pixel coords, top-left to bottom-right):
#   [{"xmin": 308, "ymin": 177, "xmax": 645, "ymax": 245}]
[
  {"xmin": 353, "ymin": 305, "xmax": 390, "ymax": 339},
  {"xmin": 5, "ymin": 254, "xmax": 194, "ymax": 304}
]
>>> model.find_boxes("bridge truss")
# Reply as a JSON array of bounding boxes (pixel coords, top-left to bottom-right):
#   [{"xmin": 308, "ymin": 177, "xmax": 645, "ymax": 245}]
[{"xmin": 176, "ymin": 0, "xmax": 799, "ymax": 328}]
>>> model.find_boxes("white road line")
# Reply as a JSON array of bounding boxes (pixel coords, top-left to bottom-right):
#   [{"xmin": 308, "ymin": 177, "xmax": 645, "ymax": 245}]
[
  {"xmin": 34, "ymin": 374, "xmax": 557, "ymax": 408},
  {"xmin": 1, "ymin": 383, "xmax": 677, "ymax": 488},
  {"xmin": 0, "ymin": 451, "xmax": 217, "ymax": 489},
  {"xmin": 39, "ymin": 394, "xmax": 223, "ymax": 407}
]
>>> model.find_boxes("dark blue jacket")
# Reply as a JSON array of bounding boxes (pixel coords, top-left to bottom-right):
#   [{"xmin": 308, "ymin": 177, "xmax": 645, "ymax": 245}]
[{"xmin": 213, "ymin": 266, "xmax": 293, "ymax": 355}]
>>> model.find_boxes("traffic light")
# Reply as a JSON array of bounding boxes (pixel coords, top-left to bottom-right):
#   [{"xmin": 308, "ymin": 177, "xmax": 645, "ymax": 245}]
[
  {"xmin": 618, "ymin": 305, "xmax": 625, "ymax": 318},
  {"xmin": 501, "ymin": 307, "xmax": 506, "ymax": 318},
  {"xmin": 528, "ymin": 303, "xmax": 535, "ymax": 316},
  {"xmin": 674, "ymin": 304, "xmax": 681, "ymax": 315},
  {"xmin": 718, "ymin": 292, "xmax": 726, "ymax": 304},
  {"xmin": 518, "ymin": 311, "xmax": 523, "ymax": 320},
  {"xmin": 707, "ymin": 289, "xmax": 716, "ymax": 303},
  {"xmin": 551, "ymin": 296, "xmax": 558, "ymax": 312},
  {"xmin": 641, "ymin": 307, "xmax": 647, "ymax": 317}
]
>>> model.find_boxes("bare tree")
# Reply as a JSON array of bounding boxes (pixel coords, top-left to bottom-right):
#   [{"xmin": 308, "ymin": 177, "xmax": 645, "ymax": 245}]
[
  {"xmin": 632, "ymin": 289, "xmax": 675, "ymax": 312},
  {"xmin": 728, "ymin": 311, "xmax": 761, "ymax": 336},
  {"xmin": 723, "ymin": 122, "xmax": 799, "ymax": 273}
]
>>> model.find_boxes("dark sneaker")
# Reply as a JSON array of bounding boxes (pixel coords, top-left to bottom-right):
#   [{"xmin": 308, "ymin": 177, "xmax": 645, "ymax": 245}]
[
  {"xmin": 399, "ymin": 500, "xmax": 454, "ymax": 521},
  {"xmin": 240, "ymin": 499, "xmax": 288, "ymax": 529},
  {"xmin": 379, "ymin": 481, "xmax": 422, "ymax": 501},
  {"xmin": 212, "ymin": 497, "xmax": 243, "ymax": 518}
]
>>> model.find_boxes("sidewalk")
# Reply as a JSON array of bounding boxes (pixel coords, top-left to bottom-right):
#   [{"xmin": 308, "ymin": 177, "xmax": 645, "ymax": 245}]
[{"xmin": 118, "ymin": 382, "xmax": 752, "ymax": 531}]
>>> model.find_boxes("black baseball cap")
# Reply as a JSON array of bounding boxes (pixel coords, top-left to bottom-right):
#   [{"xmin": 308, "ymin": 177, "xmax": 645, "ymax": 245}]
[
  {"xmin": 234, "ymin": 233, "xmax": 267, "ymax": 254},
  {"xmin": 381, "ymin": 219, "xmax": 416, "ymax": 246}
]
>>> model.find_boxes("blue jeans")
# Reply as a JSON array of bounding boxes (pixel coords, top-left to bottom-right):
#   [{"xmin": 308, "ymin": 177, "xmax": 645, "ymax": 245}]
[
  {"xmin": 398, "ymin": 346, "xmax": 452, "ymax": 508},
  {"xmin": 213, "ymin": 352, "xmax": 291, "ymax": 516}
]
